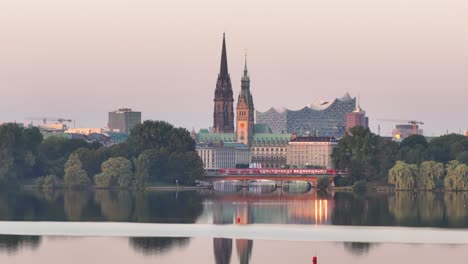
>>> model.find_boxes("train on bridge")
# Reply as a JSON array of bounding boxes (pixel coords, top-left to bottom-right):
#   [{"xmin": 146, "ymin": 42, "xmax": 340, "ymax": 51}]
[{"xmin": 206, "ymin": 168, "xmax": 344, "ymax": 176}]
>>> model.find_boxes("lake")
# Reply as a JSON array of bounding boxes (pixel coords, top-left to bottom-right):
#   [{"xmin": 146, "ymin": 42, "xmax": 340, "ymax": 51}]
[{"xmin": 1, "ymin": 188, "xmax": 468, "ymax": 263}]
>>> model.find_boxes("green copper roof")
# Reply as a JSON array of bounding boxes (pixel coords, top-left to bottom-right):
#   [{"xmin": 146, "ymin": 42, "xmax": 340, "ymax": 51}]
[
  {"xmin": 253, "ymin": 133, "xmax": 291, "ymax": 142},
  {"xmin": 196, "ymin": 132, "xmax": 235, "ymax": 143}
]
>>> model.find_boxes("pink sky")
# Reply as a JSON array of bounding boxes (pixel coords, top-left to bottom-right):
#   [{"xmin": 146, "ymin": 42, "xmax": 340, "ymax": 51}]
[{"xmin": 0, "ymin": 0, "xmax": 467, "ymax": 136}]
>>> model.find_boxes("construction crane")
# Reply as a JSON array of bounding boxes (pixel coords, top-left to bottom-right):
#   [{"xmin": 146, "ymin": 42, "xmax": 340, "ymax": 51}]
[
  {"xmin": 377, "ymin": 119, "xmax": 424, "ymax": 136},
  {"xmin": 26, "ymin": 117, "xmax": 73, "ymax": 125}
]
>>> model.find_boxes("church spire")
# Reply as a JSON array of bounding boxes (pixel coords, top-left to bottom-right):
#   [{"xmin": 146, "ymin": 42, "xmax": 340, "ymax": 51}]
[
  {"xmin": 242, "ymin": 50, "xmax": 249, "ymax": 81},
  {"xmin": 219, "ymin": 33, "xmax": 229, "ymax": 79}
]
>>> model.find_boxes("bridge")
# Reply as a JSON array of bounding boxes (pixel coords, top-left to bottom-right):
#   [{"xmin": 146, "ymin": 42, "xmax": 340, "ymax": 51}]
[{"xmin": 203, "ymin": 174, "xmax": 335, "ymax": 189}]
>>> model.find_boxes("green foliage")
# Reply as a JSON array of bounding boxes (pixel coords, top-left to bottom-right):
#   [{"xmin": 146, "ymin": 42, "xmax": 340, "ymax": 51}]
[
  {"xmin": 0, "ymin": 124, "xmax": 43, "ymax": 183},
  {"xmin": 64, "ymin": 154, "xmax": 90, "ymax": 189},
  {"xmin": 38, "ymin": 136, "xmax": 98, "ymax": 178},
  {"xmin": 352, "ymin": 181, "xmax": 367, "ymax": 193},
  {"xmin": 388, "ymin": 161, "xmax": 417, "ymax": 190},
  {"xmin": 333, "ymin": 175, "xmax": 354, "ymax": 187},
  {"xmin": 428, "ymin": 134, "xmax": 468, "ymax": 163},
  {"xmin": 456, "ymin": 151, "xmax": 468, "ymax": 165},
  {"xmin": 417, "ymin": 161, "xmax": 444, "ymax": 190},
  {"xmin": 444, "ymin": 161, "xmax": 468, "ymax": 191},
  {"xmin": 94, "ymin": 157, "xmax": 134, "ymax": 188},
  {"xmin": 135, "ymin": 152, "xmax": 151, "ymax": 188},
  {"xmin": 128, "ymin": 121, "xmax": 195, "ymax": 154},
  {"xmin": 316, "ymin": 177, "xmax": 330, "ymax": 190},
  {"xmin": 332, "ymin": 126, "xmax": 399, "ymax": 180},
  {"xmin": 35, "ymin": 175, "xmax": 58, "ymax": 190}
]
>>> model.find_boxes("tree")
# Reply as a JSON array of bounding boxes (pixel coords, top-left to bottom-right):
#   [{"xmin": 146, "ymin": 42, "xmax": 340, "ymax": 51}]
[
  {"xmin": 39, "ymin": 136, "xmax": 98, "ymax": 178},
  {"xmin": 428, "ymin": 134, "xmax": 468, "ymax": 163},
  {"xmin": 388, "ymin": 161, "xmax": 417, "ymax": 190},
  {"xmin": 0, "ymin": 124, "xmax": 44, "ymax": 183},
  {"xmin": 417, "ymin": 161, "xmax": 444, "ymax": 190},
  {"xmin": 444, "ymin": 161, "xmax": 468, "ymax": 191},
  {"xmin": 332, "ymin": 126, "xmax": 398, "ymax": 180},
  {"xmin": 135, "ymin": 152, "xmax": 151, "ymax": 188},
  {"xmin": 316, "ymin": 177, "xmax": 330, "ymax": 190},
  {"xmin": 94, "ymin": 157, "xmax": 134, "ymax": 188},
  {"xmin": 456, "ymin": 151, "xmax": 468, "ymax": 165},
  {"xmin": 128, "ymin": 121, "xmax": 195, "ymax": 154},
  {"xmin": 64, "ymin": 154, "xmax": 90, "ymax": 189}
]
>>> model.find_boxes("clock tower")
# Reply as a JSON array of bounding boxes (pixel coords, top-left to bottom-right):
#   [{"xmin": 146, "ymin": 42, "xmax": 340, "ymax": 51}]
[{"xmin": 236, "ymin": 52, "xmax": 255, "ymax": 146}]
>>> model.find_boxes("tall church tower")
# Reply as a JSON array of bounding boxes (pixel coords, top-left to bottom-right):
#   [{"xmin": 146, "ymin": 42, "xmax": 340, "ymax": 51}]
[
  {"xmin": 236, "ymin": 52, "xmax": 255, "ymax": 145},
  {"xmin": 213, "ymin": 33, "xmax": 235, "ymax": 133}
]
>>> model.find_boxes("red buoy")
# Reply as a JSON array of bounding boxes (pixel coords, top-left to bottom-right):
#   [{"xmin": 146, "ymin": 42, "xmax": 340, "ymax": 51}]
[
  {"xmin": 313, "ymin": 256, "xmax": 317, "ymax": 264},
  {"xmin": 237, "ymin": 217, "xmax": 241, "ymax": 224}
]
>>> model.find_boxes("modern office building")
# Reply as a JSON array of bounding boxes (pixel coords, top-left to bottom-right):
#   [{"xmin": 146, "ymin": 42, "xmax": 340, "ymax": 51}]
[
  {"xmin": 392, "ymin": 124, "xmax": 423, "ymax": 140},
  {"xmin": 256, "ymin": 94, "xmax": 356, "ymax": 138},
  {"xmin": 345, "ymin": 104, "xmax": 369, "ymax": 133},
  {"xmin": 108, "ymin": 108, "xmax": 141, "ymax": 134},
  {"xmin": 196, "ymin": 142, "xmax": 251, "ymax": 169},
  {"xmin": 286, "ymin": 135, "xmax": 338, "ymax": 168}
]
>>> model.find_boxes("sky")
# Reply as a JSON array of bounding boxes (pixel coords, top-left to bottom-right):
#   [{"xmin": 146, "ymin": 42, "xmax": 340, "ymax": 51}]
[{"xmin": 0, "ymin": 0, "xmax": 467, "ymax": 136}]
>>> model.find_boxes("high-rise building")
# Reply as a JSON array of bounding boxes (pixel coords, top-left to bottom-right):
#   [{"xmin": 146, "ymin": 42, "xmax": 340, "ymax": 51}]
[
  {"xmin": 213, "ymin": 33, "xmax": 235, "ymax": 133},
  {"xmin": 256, "ymin": 93, "xmax": 356, "ymax": 138},
  {"xmin": 345, "ymin": 102, "xmax": 369, "ymax": 133},
  {"xmin": 236, "ymin": 52, "xmax": 255, "ymax": 146},
  {"xmin": 108, "ymin": 108, "xmax": 141, "ymax": 134}
]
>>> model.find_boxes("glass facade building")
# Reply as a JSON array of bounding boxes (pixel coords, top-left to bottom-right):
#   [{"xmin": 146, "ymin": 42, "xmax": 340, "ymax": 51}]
[{"xmin": 256, "ymin": 94, "xmax": 356, "ymax": 138}]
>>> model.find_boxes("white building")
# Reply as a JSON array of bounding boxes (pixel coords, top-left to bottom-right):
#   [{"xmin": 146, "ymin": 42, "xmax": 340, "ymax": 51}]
[
  {"xmin": 286, "ymin": 135, "xmax": 338, "ymax": 169},
  {"xmin": 196, "ymin": 142, "xmax": 251, "ymax": 169}
]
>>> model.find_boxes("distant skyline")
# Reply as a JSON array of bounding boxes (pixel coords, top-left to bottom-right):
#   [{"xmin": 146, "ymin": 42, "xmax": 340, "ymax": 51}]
[{"xmin": 1, "ymin": 0, "xmax": 467, "ymax": 136}]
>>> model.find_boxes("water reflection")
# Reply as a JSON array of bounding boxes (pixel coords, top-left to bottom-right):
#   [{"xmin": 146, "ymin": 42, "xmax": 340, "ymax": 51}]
[
  {"xmin": 0, "ymin": 235, "xmax": 41, "ymax": 254},
  {"xmin": 4, "ymin": 189, "xmax": 468, "ymax": 259},
  {"xmin": 129, "ymin": 237, "xmax": 190, "ymax": 255},
  {"xmin": 343, "ymin": 242, "xmax": 375, "ymax": 256}
]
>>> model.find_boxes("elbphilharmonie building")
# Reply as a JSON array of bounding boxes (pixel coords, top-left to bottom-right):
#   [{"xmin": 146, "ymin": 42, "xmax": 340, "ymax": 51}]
[{"xmin": 256, "ymin": 93, "xmax": 356, "ymax": 138}]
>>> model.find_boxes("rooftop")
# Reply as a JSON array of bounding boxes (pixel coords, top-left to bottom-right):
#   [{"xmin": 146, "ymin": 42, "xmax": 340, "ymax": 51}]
[{"xmin": 290, "ymin": 136, "xmax": 338, "ymax": 143}]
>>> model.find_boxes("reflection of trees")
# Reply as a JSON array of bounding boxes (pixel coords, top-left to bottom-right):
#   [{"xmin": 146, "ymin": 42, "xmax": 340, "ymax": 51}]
[
  {"xmin": 417, "ymin": 192, "xmax": 444, "ymax": 226},
  {"xmin": 0, "ymin": 235, "xmax": 41, "ymax": 255},
  {"xmin": 129, "ymin": 237, "xmax": 189, "ymax": 255},
  {"xmin": 94, "ymin": 190, "xmax": 133, "ymax": 221},
  {"xmin": 64, "ymin": 190, "xmax": 91, "ymax": 221},
  {"xmin": 388, "ymin": 192, "xmax": 445, "ymax": 227},
  {"xmin": 343, "ymin": 242, "xmax": 374, "ymax": 256},
  {"xmin": 332, "ymin": 192, "xmax": 368, "ymax": 226},
  {"xmin": 445, "ymin": 192, "xmax": 468, "ymax": 227},
  {"xmin": 214, "ymin": 238, "xmax": 232, "ymax": 264},
  {"xmin": 388, "ymin": 192, "xmax": 418, "ymax": 225}
]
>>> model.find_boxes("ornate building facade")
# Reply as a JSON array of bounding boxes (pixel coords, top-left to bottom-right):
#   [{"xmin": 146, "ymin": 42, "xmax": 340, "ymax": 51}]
[
  {"xmin": 194, "ymin": 34, "xmax": 294, "ymax": 168},
  {"xmin": 236, "ymin": 53, "xmax": 255, "ymax": 146},
  {"xmin": 213, "ymin": 33, "xmax": 235, "ymax": 133}
]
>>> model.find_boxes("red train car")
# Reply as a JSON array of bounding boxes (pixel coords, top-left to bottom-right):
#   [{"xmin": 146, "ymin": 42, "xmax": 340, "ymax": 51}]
[{"xmin": 216, "ymin": 168, "xmax": 340, "ymax": 175}]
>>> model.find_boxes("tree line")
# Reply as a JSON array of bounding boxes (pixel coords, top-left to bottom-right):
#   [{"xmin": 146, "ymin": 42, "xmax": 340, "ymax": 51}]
[
  {"xmin": 332, "ymin": 126, "xmax": 468, "ymax": 190},
  {"xmin": 0, "ymin": 121, "xmax": 204, "ymax": 189}
]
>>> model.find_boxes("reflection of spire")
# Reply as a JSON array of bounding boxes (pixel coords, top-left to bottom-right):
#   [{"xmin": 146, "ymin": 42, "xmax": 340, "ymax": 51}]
[
  {"xmin": 214, "ymin": 238, "xmax": 232, "ymax": 264},
  {"xmin": 236, "ymin": 239, "xmax": 253, "ymax": 264}
]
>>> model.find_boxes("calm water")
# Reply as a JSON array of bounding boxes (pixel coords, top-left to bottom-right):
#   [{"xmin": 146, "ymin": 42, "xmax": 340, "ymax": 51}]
[{"xmin": 1, "ymin": 188, "xmax": 468, "ymax": 263}]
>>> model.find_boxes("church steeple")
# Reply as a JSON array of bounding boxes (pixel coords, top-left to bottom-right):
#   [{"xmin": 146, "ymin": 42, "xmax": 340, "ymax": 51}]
[
  {"xmin": 213, "ymin": 33, "xmax": 234, "ymax": 134},
  {"xmin": 236, "ymin": 50, "xmax": 255, "ymax": 146},
  {"xmin": 219, "ymin": 33, "xmax": 229, "ymax": 79}
]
